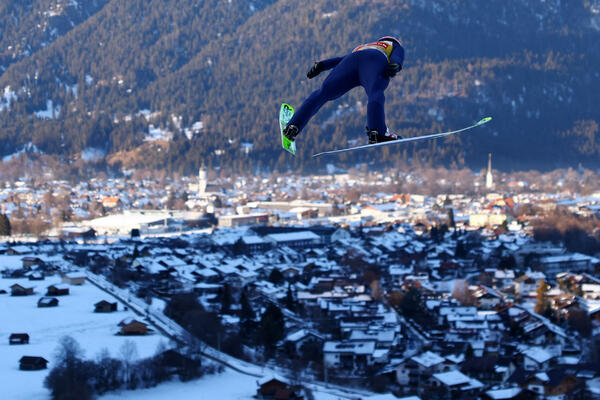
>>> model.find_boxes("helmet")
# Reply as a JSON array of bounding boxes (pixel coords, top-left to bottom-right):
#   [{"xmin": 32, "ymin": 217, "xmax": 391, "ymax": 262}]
[{"xmin": 379, "ymin": 36, "xmax": 401, "ymax": 46}]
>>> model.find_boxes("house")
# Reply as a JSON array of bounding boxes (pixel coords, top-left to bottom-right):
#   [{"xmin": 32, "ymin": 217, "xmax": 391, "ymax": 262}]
[
  {"xmin": 514, "ymin": 275, "xmax": 538, "ymax": 297},
  {"xmin": 94, "ymin": 300, "xmax": 118, "ymax": 313},
  {"xmin": 283, "ymin": 329, "xmax": 324, "ymax": 357},
  {"xmin": 256, "ymin": 378, "xmax": 303, "ymax": 400},
  {"xmin": 46, "ymin": 285, "xmax": 70, "ymax": 296},
  {"xmin": 9, "ymin": 333, "xmax": 29, "ymax": 345},
  {"xmin": 323, "ymin": 341, "xmax": 377, "ymax": 369},
  {"xmin": 522, "ymin": 347, "xmax": 555, "ymax": 371},
  {"xmin": 118, "ymin": 318, "xmax": 149, "ymax": 335},
  {"xmin": 19, "ymin": 356, "xmax": 48, "ymax": 370},
  {"xmin": 62, "ymin": 272, "xmax": 86, "ymax": 285},
  {"xmin": 483, "ymin": 387, "xmax": 531, "ymax": 400},
  {"xmin": 101, "ymin": 196, "xmax": 121, "ymax": 208},
  {"xmin": 396, "ymin": 351, "xmax": 454, "ymax": 386},
  {"xmin": 27, "ymin": 271, "xmax": 45, "ymax": 281},
  {"xmin": 431, "ymin": 370, "xmax": 484, "ymax": 398},
  {"xmin": 10, "ymin": 284, "xmax": 34, "ymax": 296},
  {"xmin": 525, "ymin": 369, "xmax": 580, "ymax": 397},
  {"xmin": 38, "ymin": 297, "xmax": 59, "ymax": 307},
  {"xmin": 22, "ymin": 256, "xmax": 44, "ymax": 268}
]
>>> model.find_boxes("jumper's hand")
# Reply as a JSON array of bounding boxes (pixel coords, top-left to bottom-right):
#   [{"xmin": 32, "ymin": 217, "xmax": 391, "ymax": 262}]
[
  {"xmin": 385, "ymin": 63, "xmax": 402, "ymax": 78},
  {"xmin": 307, "ymin": 62, "xmax": 323, "ymax": 79}
]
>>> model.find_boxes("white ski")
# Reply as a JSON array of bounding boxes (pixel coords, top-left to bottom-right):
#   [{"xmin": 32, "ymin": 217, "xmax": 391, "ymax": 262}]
[{"xmin": 312, "ymin": 117, "xmax": 492, "ymax": 158}]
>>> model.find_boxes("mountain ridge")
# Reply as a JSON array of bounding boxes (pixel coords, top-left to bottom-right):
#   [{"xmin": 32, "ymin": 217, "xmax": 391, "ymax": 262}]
[{"xmin": 0, "ymin": 0, "xmax": 598, "ymax": 174}]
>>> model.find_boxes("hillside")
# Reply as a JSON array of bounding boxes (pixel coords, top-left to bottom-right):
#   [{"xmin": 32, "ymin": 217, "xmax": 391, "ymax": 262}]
[{"xmin": 0, "ymin": 0, "xmax": 599, "ymax": 174}]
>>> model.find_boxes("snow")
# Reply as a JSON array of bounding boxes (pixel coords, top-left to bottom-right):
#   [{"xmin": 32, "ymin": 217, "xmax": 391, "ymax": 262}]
[
  {"xmin": 485, "ymin": 387, "xmax": 522, "ymax": 399},
  {"xmin": 81, "ymin": 147, "xmax": 106, "ymax": 162},
  {"xmin": 34, "ymin": 100, "xmax": 60, "ymax": 119},
  {"xmin": 0, "ymin": 276, "xmax": 170, "ymax": 400},
  {"xmin": 0, "ymin": 86, "xmax": 17, "ymax": 112},
  {"xmin": 99, "ymin": 370, "xmax": 343, "ymax": 400},
  {"xmin": 145, "ymin": 125, "xmax": 173, "ymax": 142},
  {"xmin": 411, "ymin": 350, "xmax": 445, "ymax": 368}
]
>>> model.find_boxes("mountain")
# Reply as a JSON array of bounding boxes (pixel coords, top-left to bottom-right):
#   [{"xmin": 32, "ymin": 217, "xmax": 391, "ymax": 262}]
[{"xmin": 0, "ymin": 0, "xmax": 599, "ymax": 174}]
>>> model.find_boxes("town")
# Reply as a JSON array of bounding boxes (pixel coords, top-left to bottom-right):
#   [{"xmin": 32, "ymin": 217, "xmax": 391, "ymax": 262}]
[{"xmin": 1, "ymin": 163, "xmax": 600, "ymax": 399}]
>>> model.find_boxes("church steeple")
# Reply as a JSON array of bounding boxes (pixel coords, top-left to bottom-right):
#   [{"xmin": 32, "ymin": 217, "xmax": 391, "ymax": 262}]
[{"xmin": 486, "ymin": 153, "xmax": 493, "ymax": 189}]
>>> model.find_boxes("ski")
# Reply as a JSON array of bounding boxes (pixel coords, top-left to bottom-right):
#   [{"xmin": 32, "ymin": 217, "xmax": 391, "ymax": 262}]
[
  {"xmin": 312, "ymin": 117, "xmax": 492, "ymax": 158},
  {"xmin": 279, "ymin": 103, "xmax": 296, "ymax": 155}
]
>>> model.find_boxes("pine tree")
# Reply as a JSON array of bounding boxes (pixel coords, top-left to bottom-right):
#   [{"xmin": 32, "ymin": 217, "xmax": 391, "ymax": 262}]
[
  {"xmin": 259, "ymin": 303, "xmax": 285, "ymax": 351},
  {"xmin": 0, "ymin": 214, "xmax": 11, "ymax": 236},
  {"xmin": 240, "ymin": 289, "xmax": 254, "ymax": 321}
]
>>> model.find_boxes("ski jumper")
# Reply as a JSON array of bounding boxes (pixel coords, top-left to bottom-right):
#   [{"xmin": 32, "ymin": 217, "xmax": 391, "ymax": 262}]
[{"xmin": 288, "ymin": 40, "xmax": 405, "ymax": 136}]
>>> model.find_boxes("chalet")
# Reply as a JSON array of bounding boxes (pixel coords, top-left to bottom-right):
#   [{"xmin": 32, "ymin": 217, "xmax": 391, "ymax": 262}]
[
  {"xmin": 10, "ymin": 284, "xmax": 34, "ymax": 296},
  {"xmin": 323, "ymin": 340, "xmax": 377, "ymax": 369},
  {"xmin": 7, "ymin": 245, "xmax": 33, "ymax": 255},
  {"xmin": 396, "ymin": 351, "xmax": 455, "ymax": 386},
  {"xmin": 27, "ymin": 271, "xmax": 45, "ymax": 281},
  {"xmin": 118, "ymin": 318, "xmax": 149, "ymax": 335},
  {"xmin": 525, "ymin": 369, "xmax": 580, "ymax": 398},
  {"xmin": 283, "ymin": 329, "xmax": 325, "ymax": 356},
  {"xmin": 22, "ymin": 256, "xmax": 45, "ymax": 268},
  {"xmin": 38, "ymin": 297, "xmax": 59, "ymax": 307},
  {"xmin": 94, "ymin": 300, "xmax": 118, "ymax": 313},
  {"xmin": 9, "ymin": 333, "xmax": 29, "ymax": 345},
  {"xmin": 19, "ymin": 356, "xmax": 48, "ymax": 370},
  {"xmin": 484, "ymin": 387, "xmax": 531, "ymax": 400},
  {"xmin": 522, "ymin": 347, "xmax": 555, "ymax": 371},
  {"xmin": 46, "ymin": 285, "xmax": 70, "ymax": 296},
  {"xmin": 256, "ymin": 378, "xmax": 303, "ymax": 400},
  {"xmin": 431, "ymin": 370, "xmax": 484, "ymax": 399},
  {"xmin": 514, "ymin": 275, "xmax": 538, "ymax": 297},
  {"xmin": 62, "ymin": 273, "xmax": 86, "ymax": 285}
]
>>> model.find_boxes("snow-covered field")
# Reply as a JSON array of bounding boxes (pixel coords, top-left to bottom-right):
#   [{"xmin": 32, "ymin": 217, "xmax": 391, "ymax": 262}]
[
  {"xmin": 100, "ymin": 370, "xmax": 345, "ymax": 400},
  {"xmin": 0, "ymin": 275, "xmax": 169, "ymax": 400}
]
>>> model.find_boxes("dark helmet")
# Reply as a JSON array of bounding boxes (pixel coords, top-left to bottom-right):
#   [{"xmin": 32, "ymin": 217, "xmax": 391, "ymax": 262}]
[{"xmin": 379, "ymin": 36, "xmax": 401, "ymax": 46}]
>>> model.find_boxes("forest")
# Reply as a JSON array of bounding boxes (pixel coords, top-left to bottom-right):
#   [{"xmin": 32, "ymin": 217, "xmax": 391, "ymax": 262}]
[{"xmin": 0, "ymin": 0, "xmax": 599, "ymax": 175}]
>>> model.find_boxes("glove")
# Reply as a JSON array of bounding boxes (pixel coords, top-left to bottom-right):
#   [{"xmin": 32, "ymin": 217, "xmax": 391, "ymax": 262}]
[
  {"xmin": 307, "ymin": 61, "xmax": 323, "ymax": 79},
  {"xmin": 385, "ymin": 63, "xmax": 402, "ymax": 78}
]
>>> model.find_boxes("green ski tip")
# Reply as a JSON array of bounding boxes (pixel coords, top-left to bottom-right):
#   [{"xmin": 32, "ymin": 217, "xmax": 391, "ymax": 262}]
[{"xmin": 478, "ymin": 117, "xmax": 492, "ymax": 124}]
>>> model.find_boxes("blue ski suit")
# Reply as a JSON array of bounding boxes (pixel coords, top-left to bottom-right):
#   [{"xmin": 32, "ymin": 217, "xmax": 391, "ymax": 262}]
[{"xmin": 288, "ymin": 40, "xmax": 405, "ymax": 136}]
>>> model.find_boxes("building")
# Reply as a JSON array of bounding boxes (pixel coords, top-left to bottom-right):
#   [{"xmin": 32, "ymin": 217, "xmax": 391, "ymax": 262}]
[
  {"xmin": 46, "ymin": 285, "xmax": 70, "ymax": 296},
  {"xmin": 62, "ymin": 273, "xmax": 86, "ymax": 285},
  {"xmin": 538, "ymin": 253, "xmax": 600, "ymax": 276},
  {"xmin": 38, "ymin": 297, "xmax": 59, "ymax": 308},
  {"xmin": 10, "ymin": 284, "xmax": 34, "ymax": 296},
  {"xmin": 94, "ymin": 300, "xmax": 118, "ymax": 313},
  {"xmin": 486, "ymin": 153, "xmax": 494, "ymax": 189},
  {"xmin": 9, "ymin": 333, "xmax": 29, "ymax": 345},
  {"xmin": 218, "ymin": 213, "xmax": 269, "ymax": 227},
  {"xmin": 323, "ymin": 341, "xmax": 377, "ymax": 369},
  {"xmin": 19, "ymin": 356, "xmax": 48, "ymax": 370},
  {"xmin": 118, "ymin": 319, "xmax": 149, "ymax": 335}
]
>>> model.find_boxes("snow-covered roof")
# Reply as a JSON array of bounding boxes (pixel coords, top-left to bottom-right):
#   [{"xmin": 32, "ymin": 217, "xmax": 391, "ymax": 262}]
[
  {"xmin": 411, "ymin": 351, "xmax": 445, "ymax": 368},
  {"xmin": 522, "ymin": 347, "xmax": 554, "ymax": 364},
  {"xmin": 323, "ymin": 340, "xmax": 376, "ymax": 355},
  {"xmin": 485, "ymin": 387, "xmax": 522, "ymax": 400},
  {"xmin": 266, "ymin": 231, "xmax": 320, "ymax": 243}
]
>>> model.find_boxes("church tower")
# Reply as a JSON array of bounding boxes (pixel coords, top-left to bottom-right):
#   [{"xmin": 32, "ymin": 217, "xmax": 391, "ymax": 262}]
[
  {"xmin": 198, "ymin": 164, "xmax": 207, "ymax": 195},
  {"xmin": 485, "ymin": 153, "xmax": 493, "ymax": 189}
]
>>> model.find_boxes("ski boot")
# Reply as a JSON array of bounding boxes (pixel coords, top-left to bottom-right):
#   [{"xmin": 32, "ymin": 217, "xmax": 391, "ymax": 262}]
[
  {"xmin": 283, "ymin": 124, "xmax": 299, "ymax": 142},
  {"xmin": 366, "ymin": 127, "xmax": 403, "ymax": 144}
]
